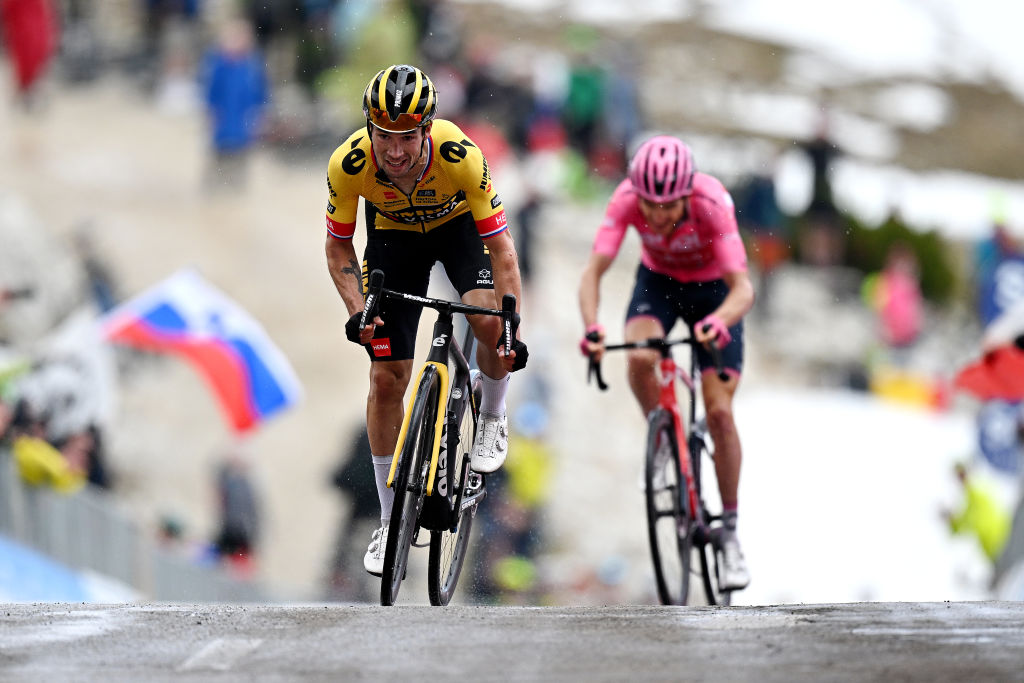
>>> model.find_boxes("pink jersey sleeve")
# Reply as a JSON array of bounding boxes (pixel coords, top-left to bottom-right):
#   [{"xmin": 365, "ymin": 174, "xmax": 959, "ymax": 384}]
[
  {"xmin": 591, "ymin": 179, "xmax": 637, "ymax": 259},
  {"xmin": 693, "ymin": 174, "xmax": 748, "ymax": 276}
]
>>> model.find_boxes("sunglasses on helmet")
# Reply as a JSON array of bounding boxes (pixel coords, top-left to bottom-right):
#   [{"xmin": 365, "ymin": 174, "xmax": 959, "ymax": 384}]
[{"xmin": 367, "ymin": 107, "xmax": 425, "ymax": 133}]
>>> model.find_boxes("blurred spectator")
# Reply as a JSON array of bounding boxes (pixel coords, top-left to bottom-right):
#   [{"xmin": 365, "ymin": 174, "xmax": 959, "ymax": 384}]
[
  {"xmin": 8, "ymin": 399, "xmax": 85, "ymax": 494},
  {"xmin": 326, "ymin": 422, "xmax": 378, "ymax": 601},
  {"xmin": 862, "ymin": 242, "xmax": 923, "ymax": 351},
  {"xmin": 942, "ymin": 461, "xmax": 1011, "ymax": 568},
  {"xmin": 975, "ymin": 219, "xmax": 1024, "ymax": 328},
  {"xmin": 0, "ymin": 0, "xmax": 60, "ymax": 108},
  {"xmin": 562, "ymin": 50, "xmax": 606, "ymax": 167},
  {"xmin": 798, "ymin": 112, "xmax": 844, "ymax": 267},
  {"xmin": 733, "ymin": 163, "xmax": 788, "ymax": 318},
  {"xmin": 200, "ymin": 18, "xmax": 269, "ymax": 191},
  {"xmin": 514, "ymin": 187, "xmax": 543, "ymax": 290},
  {"xmin": 139, "ymin": 0, "xmax": 202, "ymax": 91},
  {"xmin": 212, "ymin": 447, "xmax": 262, "ymax": 574},
  {"xmin": 73, "ymin": 224, "xmax": 119, "ymax": 314},
  {"xmin": 472, "ymin": 400, "xmax": 555, "ymax": 604},
  {"xmin": 55, "ymin": 423, "xmax": 112, "ymax": 489}
]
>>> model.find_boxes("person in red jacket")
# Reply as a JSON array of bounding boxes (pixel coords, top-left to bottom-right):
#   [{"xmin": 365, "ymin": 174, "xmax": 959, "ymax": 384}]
[{"xmin": 0, "ymin": 0, "xmax": 60, "ymax": 106}]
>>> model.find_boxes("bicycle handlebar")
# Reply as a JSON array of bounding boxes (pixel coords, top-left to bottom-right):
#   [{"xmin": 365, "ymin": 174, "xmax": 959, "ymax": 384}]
[
  {"xmin": 360, "ymin": 269, "xmax": 518, "ymax": 355},
  {"xmin": 587, "ymin": 327, "xmax": 729, "ymax": 391}
]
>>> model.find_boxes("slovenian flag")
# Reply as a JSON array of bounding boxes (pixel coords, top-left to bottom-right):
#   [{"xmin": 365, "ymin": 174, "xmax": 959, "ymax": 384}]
[{"xmin": 100, "ymin": 269, "xmax": 303, "ymax": 433}]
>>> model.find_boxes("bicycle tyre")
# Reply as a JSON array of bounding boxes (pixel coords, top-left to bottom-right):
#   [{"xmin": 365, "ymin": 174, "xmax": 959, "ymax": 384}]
[
  {"xmin": 427, "ymin": 377, "xmax": 478, "ymax": 606},
  {"xmin": 690, "ymin": 433, "xmax": 732, "ymax": 607},
  {"xmin": 380, "ymin": 365, "xmax": 440, "ymax": 606},
  {"xmin": 644, "ymin": 408, "xmax": 694, "ymax": 605}
]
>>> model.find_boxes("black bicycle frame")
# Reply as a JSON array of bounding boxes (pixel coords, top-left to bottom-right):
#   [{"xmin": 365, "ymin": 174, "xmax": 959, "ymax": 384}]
[{"xmin": 361, "ymin": 269, "xmax": 512, "ymax": 530}]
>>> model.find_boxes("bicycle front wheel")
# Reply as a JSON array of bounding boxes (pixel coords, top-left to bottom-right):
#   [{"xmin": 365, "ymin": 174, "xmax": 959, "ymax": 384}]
[
  {"xmin": 644, "ymin": 408, "xmax": 694, "ymax": 605},
  {"xmin": 381, "ymin": 365, "xmax": 440, "ymax": 606},
  {"xmin": 427, "ymin": 378, "xmax": 479, "ymax": 606}
]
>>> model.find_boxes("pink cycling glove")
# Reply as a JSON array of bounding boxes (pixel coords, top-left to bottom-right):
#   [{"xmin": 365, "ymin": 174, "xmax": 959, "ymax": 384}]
[
  {"xmin": 579, "ymin": 323, "xmax": 604, "ymax": 356},
  {"xmin": 698, "ymin": 314, "xmax": 732, "ymax": 349}
]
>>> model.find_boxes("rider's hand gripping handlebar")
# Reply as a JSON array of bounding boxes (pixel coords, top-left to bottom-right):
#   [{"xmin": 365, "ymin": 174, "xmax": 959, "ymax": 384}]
[{"xmin": 360, "ymin": 269, "xmax": 386, "ymax": 332}]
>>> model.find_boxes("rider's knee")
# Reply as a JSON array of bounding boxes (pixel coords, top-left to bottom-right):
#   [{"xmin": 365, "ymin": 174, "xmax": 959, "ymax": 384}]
[
  {"xmin": 472, "ymin": 315, "xmax": 502, "ymax": 347},
  {"xmin": 705, "ymin": 401, "xmax": 735, "ymax": 432},
  {"xmin": 626, "ymin": 350, "xmax": 657, "ymax": 375},
  {"xmin": 369, "ymin": 364, "xmax": 409, "ymax": 402}
]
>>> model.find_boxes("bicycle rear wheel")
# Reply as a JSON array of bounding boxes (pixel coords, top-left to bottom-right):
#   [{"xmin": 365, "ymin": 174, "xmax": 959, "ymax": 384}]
[
  {"xmin": 427, "ymin": 378, "xmax": 479, "ymax": 606},
  {"xmin": 690, "ymin": 433, "xmax": 732, "ymax": 607},
  {"xmin": 644, "ymin": 408, "xmax": 694, "ymax": 605},
  {"xmin": 381, "ymin": 366, "xmax": 440, "ymax": 606}
]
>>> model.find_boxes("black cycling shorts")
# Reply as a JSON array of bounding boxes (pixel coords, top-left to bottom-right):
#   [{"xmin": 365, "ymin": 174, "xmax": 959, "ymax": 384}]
[
  {"xmin": 361, "ymin": 209, "xmax": 494, "ymax": 362},
  {"xmin": 625, "ymin": 264, "xmax": 744, "ymax": 375}
]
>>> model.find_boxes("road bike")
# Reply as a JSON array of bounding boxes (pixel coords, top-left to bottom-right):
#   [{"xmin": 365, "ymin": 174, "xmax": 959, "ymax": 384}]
[
  {"xmin": 587, "ymin": 330, "xmax": 733, "ymax": 606},
  {"xmin": 359, "ymin": 269, "xmax": 517, "ymax": 606}
]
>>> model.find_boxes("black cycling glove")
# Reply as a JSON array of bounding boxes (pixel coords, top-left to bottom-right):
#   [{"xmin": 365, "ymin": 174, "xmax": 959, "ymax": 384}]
[
  {"xmin": 345, "ymin": 312, "xmax": 365, "ymax": 345},
  {"xmin": 495, "ymin": 310, "xmax": 528, "ymax": 371},
  {"xmin": 508, "ymin": 339, "xmax": 529, "ymax": 371}
]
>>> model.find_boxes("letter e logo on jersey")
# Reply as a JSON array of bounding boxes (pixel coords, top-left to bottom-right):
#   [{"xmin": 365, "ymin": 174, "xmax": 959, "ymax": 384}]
[{"xmin": 371, "ymin": 338, "xmax": 392, "ymax": 357}]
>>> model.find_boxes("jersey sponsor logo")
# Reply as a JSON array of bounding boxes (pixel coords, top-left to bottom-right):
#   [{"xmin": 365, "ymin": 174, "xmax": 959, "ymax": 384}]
[
  {"xmin": 371, "ymin": 338, "xmax": 392, "ymax": 357},
  {"xmin": 376, "ymin": 194, "xmax": 462, "ymax": 225},
  {"xmin": 423, "ymin": 175, "xmax": 436, "ymax": 185},
  {"xmin": 479, "ymin": 157, "xmax": 490, "ymax": 190},
  {"xmin": 417, "ymin": 189, "xmax": 436, "ymax": 197},
  {"xmin": 436, "ymin": 421, "xmax": 449, "ymax": 496},
  {"xmin": 326, "ymin": 174, "xmax": 337, "ymax": 198},
  {"xmin": 490, "ymin": 195, "xmax": 501, "ymax": 209},
  {"xmin": 439, "ymin": 139, "xmax": 472, "ymax": 164},
  {"xmin": 341, "ymin": 146, "xmax": 367, "ymax": 175},
  {"xmin": 384, "ymin": 191, "xmax": 397, "ymax": 199},
  {"xmin": 326, "ymin": 201, "xmax": 336, "ymax": 214},
  {"xmin": 478, "ymin": 269, "xmax": 491, "ymax": 279}
]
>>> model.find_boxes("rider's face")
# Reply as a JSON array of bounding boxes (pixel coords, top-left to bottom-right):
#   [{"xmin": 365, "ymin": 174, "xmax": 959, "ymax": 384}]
[
  {"xmin": 370, "ymin": 125, "xmax": 429, "ymax": 181},
  {"xmin": 638, "ymin": 197, "xmax": 687, "ymax": 235}
]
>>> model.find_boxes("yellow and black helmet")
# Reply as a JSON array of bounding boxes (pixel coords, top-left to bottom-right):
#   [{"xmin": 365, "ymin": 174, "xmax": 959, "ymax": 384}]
[{"xmin": 362, "ymin": 65, "xmax": 438, "ymax": 133}]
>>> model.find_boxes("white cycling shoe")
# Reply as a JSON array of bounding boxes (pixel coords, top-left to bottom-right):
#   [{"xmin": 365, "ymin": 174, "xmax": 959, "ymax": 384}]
[
  {"xmin": 363, "ymin": 523, "xmax": 388, "ymax": 577},
  {"xmin": 718, "ymin": 535, "xmax": 751, "ymax": 591},
  {"xmin": 471, "ymin": 412, "xmax": 508, "ymax": 473}
]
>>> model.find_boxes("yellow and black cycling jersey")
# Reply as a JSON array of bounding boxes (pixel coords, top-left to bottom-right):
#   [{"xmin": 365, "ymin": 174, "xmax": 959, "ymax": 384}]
[{"xmin": 325, "ymin": 119, "xmax": 508, "ymax": 241}]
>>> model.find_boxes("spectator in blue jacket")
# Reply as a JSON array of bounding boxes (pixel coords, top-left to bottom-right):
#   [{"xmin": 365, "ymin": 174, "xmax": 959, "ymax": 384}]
[{"xmin": 200, "ymin": 18, "xmax": 269, "ymax": 191}]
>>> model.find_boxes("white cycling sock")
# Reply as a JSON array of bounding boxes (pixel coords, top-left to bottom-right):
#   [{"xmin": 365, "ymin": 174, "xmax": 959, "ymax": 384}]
[
  {"xmin": 373, "ymin": 454, "xmax": 394, "ymax": 524},
  {"xmin": 477, "ymin": 371, "xmax": 510, "ymax": 416}
]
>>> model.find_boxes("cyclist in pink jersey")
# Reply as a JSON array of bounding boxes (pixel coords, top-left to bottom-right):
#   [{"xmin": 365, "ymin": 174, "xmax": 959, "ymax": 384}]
[{"xmin": 578, "ymin": 135, "xmax": 755, "ymax": 591}]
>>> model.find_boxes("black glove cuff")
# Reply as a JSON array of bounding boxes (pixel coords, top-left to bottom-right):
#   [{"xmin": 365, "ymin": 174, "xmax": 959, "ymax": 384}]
[{"xmin": 345, "ymin": 312, "xmax": 363, "ymax": 344}]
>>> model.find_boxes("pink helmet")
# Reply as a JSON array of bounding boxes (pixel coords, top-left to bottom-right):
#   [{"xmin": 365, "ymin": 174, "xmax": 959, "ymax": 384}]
[{"xmin": 628, "ymin": 136, "xmax": 695, "ymax": 202}]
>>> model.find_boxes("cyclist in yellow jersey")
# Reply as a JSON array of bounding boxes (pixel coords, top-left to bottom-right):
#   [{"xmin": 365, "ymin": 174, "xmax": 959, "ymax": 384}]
[{"xmin": 324, "ymin": 65, "xmax": 528, "ymax": 577}]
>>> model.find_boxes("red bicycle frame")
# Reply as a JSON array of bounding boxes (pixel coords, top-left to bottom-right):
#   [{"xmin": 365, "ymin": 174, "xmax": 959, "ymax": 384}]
[{"xmin": 657, "ymin": 354, "xmax": 701, "ymax": 531}]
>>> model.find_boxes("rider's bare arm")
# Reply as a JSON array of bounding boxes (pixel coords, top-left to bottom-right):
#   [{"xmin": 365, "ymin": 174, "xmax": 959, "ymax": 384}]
[
  {"xmin": 484, "ymin": 230, "xmax": 523, "ymax": 318},
  {"xmin": 578, "ymin": 251, "xmax": 614, "ymax": 329},
  {"xmin": 325, "ymin": 235, "xmax": 365, "ymax": 316},
  {"xmin": 694, "ymin": 269, "xmax": 755, "ymax": 348}
]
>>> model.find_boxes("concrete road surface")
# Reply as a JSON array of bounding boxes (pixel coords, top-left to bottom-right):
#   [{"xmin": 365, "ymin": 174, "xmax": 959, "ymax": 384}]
[{"xmin": 1, "ymin": 601, "xmax": 1022, "ymax": 681}]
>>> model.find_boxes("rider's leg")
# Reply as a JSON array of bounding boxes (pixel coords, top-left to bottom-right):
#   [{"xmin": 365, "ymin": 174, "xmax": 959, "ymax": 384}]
[
  {"xmin": 463, "ymin": 288, "xmax": 509, "ymax": 413},
  {"xmin": 463, "ymin": 288, "xmax": 511, "ymax": 472},
  {"xmin": 702, "ymin": 370, "xmax": 750, "ymax": 589},
  {"xmin": 624, "ymin": 315, "xmax": 665, "ymax": 417},
  {"xmin": 363, "ymin": 358, "xmax": 413, "ymax": 575},
  {"xmin": 701, "ymin": 371, "xmax": 741, "ymax": 508},
  {"xmin": 367, "ymin": 359, "xmax": 414, "ymax": 520}
]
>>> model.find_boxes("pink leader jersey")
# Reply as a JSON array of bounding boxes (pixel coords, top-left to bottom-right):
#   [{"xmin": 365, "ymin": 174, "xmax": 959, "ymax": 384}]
[{"xmin": 592, "ymin": 173, "xmax": 748, "ymax": 283}]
